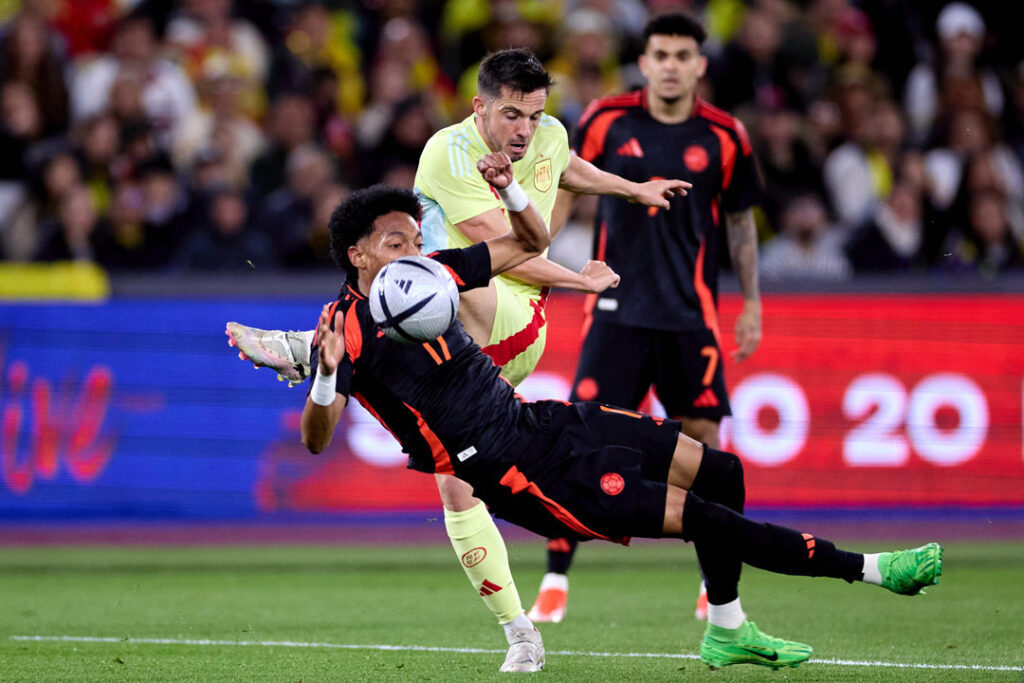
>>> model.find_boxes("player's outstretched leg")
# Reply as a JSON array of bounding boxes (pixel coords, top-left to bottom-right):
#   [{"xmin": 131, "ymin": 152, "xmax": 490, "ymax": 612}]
[
  {"xmin": 226, "ymin": 323, "xmax": 313, "ymax": 385},
  {"xmin": 700, "ymin": 620, "xmax": 812, "ymax": 670},
  {"xmin": 528, "ymin": 538, "xmax": 576, "ymax": 623}
]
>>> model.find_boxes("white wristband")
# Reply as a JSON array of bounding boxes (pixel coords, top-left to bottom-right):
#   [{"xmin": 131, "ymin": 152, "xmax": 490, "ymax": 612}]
[
  {"xmin": 497, "ymin": 178, "xmax": 529, "ymax": 212},
  {"xmin": 310, "ymin": 367, "xmax": 337, "ymax": 406}
]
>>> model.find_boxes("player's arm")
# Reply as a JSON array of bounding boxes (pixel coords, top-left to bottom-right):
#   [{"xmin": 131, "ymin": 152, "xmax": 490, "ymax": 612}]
[
  {"xmin": 461, "ymin": 155, "xmax": 618, "ymax": 292},
  {"xmin": 725, "ymin": 208, "xmax": 762, "ymax": 362},
  {"xmin": 550, "ymin": 188, "xmax": 576, "ymax": 239},
  {"xmin": 301, "ymin": 304, "xmax": 348, "ymax": 454},
  {"xmin": 559, "ymin": 152, "xmax": 692, "ymax": 208}
]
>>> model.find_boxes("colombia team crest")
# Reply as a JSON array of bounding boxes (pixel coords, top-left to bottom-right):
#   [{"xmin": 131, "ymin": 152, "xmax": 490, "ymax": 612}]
[
  {"xmin": 684, "ymin": 145, "xmax": 709, "ymax": 172},
  {"xmin": 533, "ymin": 157, "xmax": 553, "ymax": 192}
]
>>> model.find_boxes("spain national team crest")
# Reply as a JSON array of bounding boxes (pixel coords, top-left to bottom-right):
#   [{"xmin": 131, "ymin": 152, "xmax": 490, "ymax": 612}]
[{"xmin": 533, "ymin": 157, "xmax": 552, "ymax": 192}]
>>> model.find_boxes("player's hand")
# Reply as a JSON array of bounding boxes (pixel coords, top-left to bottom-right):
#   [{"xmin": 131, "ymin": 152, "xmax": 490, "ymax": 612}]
[
  {"xmin": 630, "ymin": 178, "xmax": 692, "ymax": 209},
  {"xmin": 732, "ymin": 299, "xmax": 761, "ymax": 362},
  {"xmin": 315, "ymin": 303, "xmax": 346, "ymax": 375},
  {"xmin": 477, "ymin": 152, "xmax": 515, "ymax": 189},
  {"xmin": 578, "ymin": 260, "xmax": 620, "ymax": 293}
]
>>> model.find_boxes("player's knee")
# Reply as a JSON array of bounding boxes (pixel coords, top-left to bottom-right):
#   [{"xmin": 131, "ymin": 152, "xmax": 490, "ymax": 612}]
[{"xmin": 699, "ymin": 447, "xmax": 746, "ymax": 513}]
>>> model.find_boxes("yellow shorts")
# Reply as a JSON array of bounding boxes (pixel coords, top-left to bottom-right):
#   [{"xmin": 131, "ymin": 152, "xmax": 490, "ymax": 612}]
[{"xmin": 480, "ymin": 278, "xmax": 548, "ymax": 387}]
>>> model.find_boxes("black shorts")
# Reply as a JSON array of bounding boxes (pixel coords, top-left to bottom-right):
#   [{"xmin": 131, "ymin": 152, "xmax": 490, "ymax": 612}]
[
  {"xmin": 468, "ymin": 401, "xmax": 681, "ymax": 544},
  {"xmin": 570, "ymin": 320, "xmax": 732, "ymax": 420}
]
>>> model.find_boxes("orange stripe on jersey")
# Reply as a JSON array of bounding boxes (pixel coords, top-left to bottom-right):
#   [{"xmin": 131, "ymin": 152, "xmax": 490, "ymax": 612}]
[
  {"xmin": 422, "ymin": 342, "xmax": 443, "ymax": 365},
  {"xmin": 599, "ymin": 405, "xmax": 643, "ymax": 419},
  {"xmin": 436, "ymin": 335, "xmax": 452, "ymax": 360},
  {"xmin": 694, "ymin": 98, "xmax": 752, "ymax": 155},
  {"xmin": 710, "ymin": 124, "xmax": 737, "ymax": 190},
  {"xmin": 499, "ymin": 466, "xmax": 625, "ymax": 543},
  {"xmin": 580, "ymin": 109, "xmax": 628, "ymax": 162},
  {"xmin": 352, "ymin": 391, "xmax": 396, "ymax": 439},
  {"xmin": 694, "ymin": 239, "xmax": 724, "ymax": 350},
  {"xmin": 343, "ymin": 303, "xmax": 363, "ymax": 362},
  {"xmin": 441, "ymin": 264, "xmax": 465, "ymax": 286},
  {"xmin": 577, "ymin": 91, "xmax": 643, "ymax": 129},
  {"xmin": 405, "ymin": 403, "xmax": 453, "ymax": 475}
]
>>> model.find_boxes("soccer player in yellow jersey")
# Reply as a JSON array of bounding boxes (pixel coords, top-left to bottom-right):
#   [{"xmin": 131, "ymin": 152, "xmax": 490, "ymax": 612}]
[{"xmin": 227, "ymin": 48, "xmax": 689, "ymax": 673}]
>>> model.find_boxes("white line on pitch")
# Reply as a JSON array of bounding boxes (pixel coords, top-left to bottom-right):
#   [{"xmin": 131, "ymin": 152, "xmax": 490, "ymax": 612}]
[{"xmin": 10, "ymin": 636, "xmax": 1023, "ymax": 672}]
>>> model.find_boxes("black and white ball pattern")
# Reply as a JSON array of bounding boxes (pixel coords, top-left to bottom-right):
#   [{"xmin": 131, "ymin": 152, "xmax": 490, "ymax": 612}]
[{"xmin": 368, "ymin": 255, "xmax": 460, "ymax": 343}]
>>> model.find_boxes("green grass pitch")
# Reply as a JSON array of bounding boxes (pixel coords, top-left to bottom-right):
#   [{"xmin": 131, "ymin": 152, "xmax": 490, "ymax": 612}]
[{"xmin": 0, "ymin": 538, "xmax": 1021, "ymax": 681}]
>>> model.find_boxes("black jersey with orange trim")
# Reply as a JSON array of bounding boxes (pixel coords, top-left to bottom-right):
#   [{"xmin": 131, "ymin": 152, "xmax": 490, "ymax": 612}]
[
  {"xmin": 574, "ymin": 90, "xmax": 762, "ymax": 333},
  {"xmin": 311, "ymin": 243, "xmax": 525, "ymax": 476}
]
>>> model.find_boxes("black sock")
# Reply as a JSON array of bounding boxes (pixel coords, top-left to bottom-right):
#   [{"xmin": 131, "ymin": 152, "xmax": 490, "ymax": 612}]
[
  {"xmin": 689, "ymin": 448, "xmax": 745, "ymax": 603},
  {"xmin": 682, "ymin": 492, "xmax": 863, "ymax": 582},
  {"xmin": 546, "ymin": 538, "xmax": 578, "ymax": 575}
]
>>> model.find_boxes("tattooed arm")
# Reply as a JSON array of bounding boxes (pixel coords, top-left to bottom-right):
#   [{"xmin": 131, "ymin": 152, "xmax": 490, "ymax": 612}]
[{"xmin": 725, "ymin": 208, "xmax": 762, "ymax": 362}]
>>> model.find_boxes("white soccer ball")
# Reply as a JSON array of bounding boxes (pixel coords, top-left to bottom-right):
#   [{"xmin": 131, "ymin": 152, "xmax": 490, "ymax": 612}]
[{"xmin": 368, "ymin": 255, "xmax": 460, "ymax": 343}]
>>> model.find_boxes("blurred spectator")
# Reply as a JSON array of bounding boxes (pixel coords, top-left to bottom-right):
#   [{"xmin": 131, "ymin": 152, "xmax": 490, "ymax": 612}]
[
  {"xmin": 34, "ymin": 184, "xmax": 104, "ymax": 262},
  {"xmin": 0, "ymin": 12, "xmax": 69, "ymax": 135},
  {"xmin": 50, "ymin": 0, "xmax": 118, "ymax": 59},
  {"xmin": 546, "ymin": 8, "xmax": 624, "ymax": 125},
  {"xmin": 73, "ymin": 113, "xmax": 120, "ymax": 216},
  {"xmin": 361, "ymin": 93, "xmax": 438, "ymax": 186},
  {"xmin": 133, "ymin": 152, "xmax": 192, "ymax": 265},
  {"xmin": 844, "ymin": 174, "xmax": 926, "ymax": 274},
  {"xmin": 0, "ymin": 80, "xmax": 43, "ymax": 180},
  {"xmin": 92, "ymin": 179, "xmax": 172, "ymax": 270},
  {"xmin": 256, "ymin": 143, "xmax": 336, "ymax": 268},
  {"xmin": 267, "ymin": 2, "xmax": 364, "ymax": 119},
  {"xmin": 941, "ymin": 188, "xmax": 1023, "ymax": 277},
  {"xmin": 750, "ymin": 99, "xmax": 824, "ymax": 231},
  {"xmin": 761, "ymin": 192, "xmax": 853, "ymax": 282},
  {"xmin": 166, "ymin": 0, "xmax": 269, "ymax": 120},
  {"xmin": 307, "ymin": 182, "xmax": 350, "ymax": 266},
  {"xmin": 71, "ymin": 13, "xmax": 197, "ymax": 148},
  {"xmin": 922, "ymin": 107, "xmax": 1024, "ymax": 255},
  {"xmin": 172, "ymin": 186, "xmax": 275, "ymax": 271},
  {"xmin": 172, "ymin": 50, "xmax": 267, "ymax": 185},
  {"xmin": 709, "ymin": 5, "xmax": 783, "ymax": 113},
  {"xmin": 249, "ymin": 92, "xmax": 315, "ymax": 198},
  {"xmin": 822, "ymin": 98, "xmax": 906, "ymax": 230},
  {"xmin": 904, "ymin": 2, "xmax": 1004, "ymax": 145}
]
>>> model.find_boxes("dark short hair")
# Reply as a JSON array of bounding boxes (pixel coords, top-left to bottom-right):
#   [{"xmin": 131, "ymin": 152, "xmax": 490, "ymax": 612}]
[
  {"xmin": 477, "ymin": 48, "xmax": 554, "ymax": 99},
  {"xmin": 328, "ymin": 184, "xmax": 422, "ymax": 279},
  {"xmin": 643, "ymin": 12, "xmax": 707, "ymax": 48}
]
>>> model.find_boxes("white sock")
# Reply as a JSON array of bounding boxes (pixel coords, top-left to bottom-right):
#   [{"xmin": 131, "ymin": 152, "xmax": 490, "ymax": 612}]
[
  {"xmin": 503, "ymin": 612, "xmax": 535, "ymax": 640},
  {"xmin": 707, "ymin": 598, "xmax": 745, "ymax": 630},
  {"xmin": 862, "ymin": 553, "xmax": 883, "ymax": 584},
  {"xmin": 538, "ymin": 572, "xmax": 568, "ymax": 592}
]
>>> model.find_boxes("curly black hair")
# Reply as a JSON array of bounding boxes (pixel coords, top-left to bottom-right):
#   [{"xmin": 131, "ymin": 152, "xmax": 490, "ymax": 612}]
[
  {"xmin": 328, "ymin": 184, "xmax": 423, "ymax": 280},
  {"xmin": 643, "ymin": 12, "xmax": 707, "ymax": 48},
  {"xmin": 477, "ymin": 48, "xmax": 554, "ymax": 99}
]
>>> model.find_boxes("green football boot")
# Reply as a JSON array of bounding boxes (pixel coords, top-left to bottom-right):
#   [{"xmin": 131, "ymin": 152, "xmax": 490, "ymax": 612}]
[
  {"xmin": 879, "ymin": 542, "xmax": 943, "ymax": 595},
  {"xmin": 700, "ymin": 620, "xmax": 812, "ymax": 670}
]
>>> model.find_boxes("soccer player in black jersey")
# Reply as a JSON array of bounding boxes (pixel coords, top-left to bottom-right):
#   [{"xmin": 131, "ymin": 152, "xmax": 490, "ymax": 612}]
[
  {"xmin": 302, "ymin": 155, "xmax": 942, "ymax": 673},
  {"xmin": 531, "ymin": 12, "xmax": 765, "ymax": 626}
]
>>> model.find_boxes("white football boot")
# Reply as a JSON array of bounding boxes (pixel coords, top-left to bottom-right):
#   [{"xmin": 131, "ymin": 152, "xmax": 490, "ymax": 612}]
[
  {"xmin": 499, "ymin": 625, "xmax": 545, "ymax": 673},
  {"xmin": 226, "ymin": 322, "xmax": 313, "ymax": 386}
]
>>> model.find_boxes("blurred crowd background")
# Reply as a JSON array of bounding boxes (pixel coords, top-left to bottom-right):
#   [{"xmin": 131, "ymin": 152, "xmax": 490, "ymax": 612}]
[{"xmin": 1, "ymin": 0, "xmax": 1022, "ymax": 281}]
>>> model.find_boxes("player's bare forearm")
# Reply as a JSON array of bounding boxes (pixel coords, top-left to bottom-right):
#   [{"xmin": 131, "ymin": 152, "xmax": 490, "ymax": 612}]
[
  {"xmin": 725, "ymin": 208, "xmax": 760, "ymax": 302},
  {"xmin": 559, "ymin": 154, "xmax": 691, "ymax": 207},
  {"xmin": 725, "ymin": 208, "xmax": 762, "ymax": 361},
  {"xmin": 504, "ymin": 255, "xmax": 618, "ymax": 293},
  {"xmin": 301, "ymin": 395, "xmax": 346, "ymax": 454}
]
